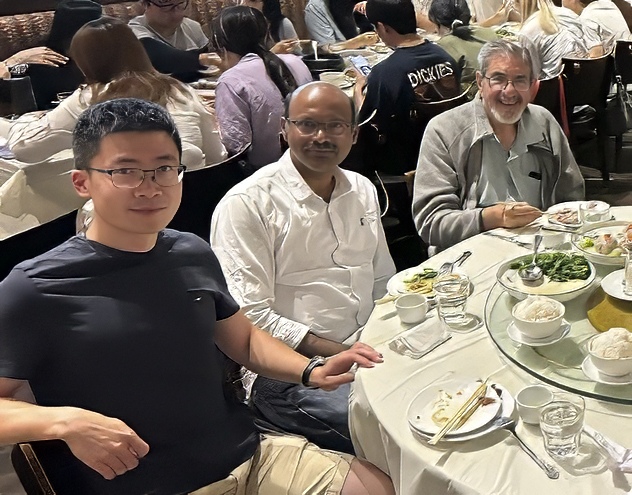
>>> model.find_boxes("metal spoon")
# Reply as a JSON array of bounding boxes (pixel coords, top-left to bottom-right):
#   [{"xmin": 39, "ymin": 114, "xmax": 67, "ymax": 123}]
[
  {"xmin": 519, "ymin": 235, "xmax": 543, "ymax": 283},
  {"xmin": 493, "ymin": 417, "xmax": 560, "ymax": 479}
]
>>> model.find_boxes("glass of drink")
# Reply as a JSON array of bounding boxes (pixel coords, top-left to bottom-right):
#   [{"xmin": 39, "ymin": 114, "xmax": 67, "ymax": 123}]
[
  {"xmin": 540, "ymin": 393, "xmax": 585, "ymax": 459},
  {"xmin": 624, "ymin": 248, "xmax": 632, "ymax": 296},
  {"xmin": 579, "ymin": 201, "xmax": 610, "ymax": 224},
  {"xmin": 433, "ymin": 272, "xmax": 482, "ymax": 332}
]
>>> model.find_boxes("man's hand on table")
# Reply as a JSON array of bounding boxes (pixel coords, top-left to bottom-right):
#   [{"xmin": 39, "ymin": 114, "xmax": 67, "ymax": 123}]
[
  {"xmin": 308, "ymin": 342, "xmax": 383, "ymax": 391},
  {"xmin": 54, "ymin": 407, "xmax": 150, "ymax": 480},
  {"xmin": 271, "ymin": 39, "xmax": 300, "ymax": 54},
  {"xmin": 482, "ymin": 202, "xmax": 542, "ymax": 230}
]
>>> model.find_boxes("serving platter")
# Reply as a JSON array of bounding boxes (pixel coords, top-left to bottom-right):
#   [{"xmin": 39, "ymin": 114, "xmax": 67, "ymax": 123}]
[
  {"xmin": 572, "ymin": 221, "xmax": 631, "ymax": 267},
  {"xmin": 496, "ymin": 252, "xmax": 596, "ymax": 302}
]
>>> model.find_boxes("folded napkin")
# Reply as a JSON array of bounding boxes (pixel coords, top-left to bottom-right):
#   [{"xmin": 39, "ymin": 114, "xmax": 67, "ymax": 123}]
[
  {"xmin": 388, "ymin": 317, "xmax": 451, "ymax": 359},
  {"xmin": 584, "ymin": 425, "xmax": 632, "ymax": 472}
]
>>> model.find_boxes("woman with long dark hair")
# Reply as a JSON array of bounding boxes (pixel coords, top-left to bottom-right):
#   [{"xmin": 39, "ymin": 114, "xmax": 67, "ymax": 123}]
[
  {"xmin": 428, "ymin": 0, "xmax": 498, "ymax": 92},
  {"xmin": 6, "ymin": 17, "xmax": 225, "ymax": 168},
  {"xmin": 213, "ymin": 6, "xmax": 312, "ymax": 168}
]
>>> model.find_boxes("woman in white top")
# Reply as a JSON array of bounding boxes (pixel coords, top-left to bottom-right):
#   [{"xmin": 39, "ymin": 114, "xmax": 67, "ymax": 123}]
[
  {"xmin": 6, "ymin": 17, "xmax": 225, "ymax": 169},
  {"xmin": 518, "ymin": 0, "xmax": 601, "ymax": 79},
  {"xmin": 563, "ymin": 0, "xmax": 631, "ymax": 50}
]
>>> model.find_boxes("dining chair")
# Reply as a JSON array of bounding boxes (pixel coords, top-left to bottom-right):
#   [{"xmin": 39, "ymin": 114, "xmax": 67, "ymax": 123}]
[
  {"xmin": 167, "ymin": 145, "xmax": 251, "ymax": 241},
  {"xmin": 560, "ymin": 53, "xmax": 615, "ymax": 182},
  {"xmin": 612, "ymin": 40, "xmax": 632, "ymax": 169},
  {"xmin": 532, "ymin": 76, "xmax": 566, "ymax": 132}
]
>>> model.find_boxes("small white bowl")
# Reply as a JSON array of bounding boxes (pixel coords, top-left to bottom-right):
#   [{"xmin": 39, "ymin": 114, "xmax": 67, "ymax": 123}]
[
  {"xmin": 516, "ymin": 385, "xmax": 554, "ymax": 424},
  {"xmin": 395, "ymin": 294, "xmax": 428, "ymax": 324},
  {"xmin": 511, "ymin": 297, "xmax": 565, "ymax": 339},
  {"xmin": 588, "ymin": 335, "xmax": 632, "ymax": 377}
]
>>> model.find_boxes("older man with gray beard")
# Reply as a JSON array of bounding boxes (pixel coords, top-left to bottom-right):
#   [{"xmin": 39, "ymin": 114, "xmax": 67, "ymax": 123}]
[{"xmin": 412, "ymin": 39, "xmax": 584, "ymax": 254}]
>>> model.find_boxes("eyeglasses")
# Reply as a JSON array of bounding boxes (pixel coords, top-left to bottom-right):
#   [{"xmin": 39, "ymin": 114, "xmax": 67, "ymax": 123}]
[
  {"xmin": 87, "ymin": 165, "xmax": 186, "ymax": 188},
  {"xmin": 147, "ymin": 0, "xmax": 189, "ymax": 12},
  {"xmin": 286, "ymin": 119, "xmax": 353, "ymax": 136},
  {"xmin": 483, "ymin": 75, "xmax": 532, "ymax": 92}
]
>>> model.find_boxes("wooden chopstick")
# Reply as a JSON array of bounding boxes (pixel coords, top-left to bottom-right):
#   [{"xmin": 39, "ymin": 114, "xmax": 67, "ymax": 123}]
[{"xmin": 428, "ymin": 379, "xmax": 488, "ymax": 445}]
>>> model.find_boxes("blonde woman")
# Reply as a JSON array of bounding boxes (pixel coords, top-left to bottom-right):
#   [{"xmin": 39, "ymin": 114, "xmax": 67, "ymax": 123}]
[{"xmin": 518, "ymin": 0, "xmax": 602, "ymax": 78}]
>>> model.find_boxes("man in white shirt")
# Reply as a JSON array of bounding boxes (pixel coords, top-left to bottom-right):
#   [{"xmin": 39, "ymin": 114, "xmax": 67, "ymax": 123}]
[
  {"xmin": 129, "ymin": 0, "xmax": 218, "ymax": 81},
  {"xmin": 563, "ymin": 0, "xmax": 631, "ymax": 47},
  {"xmin": 211, "ymin": 82, "xmax": 396, "ymax": 453}
]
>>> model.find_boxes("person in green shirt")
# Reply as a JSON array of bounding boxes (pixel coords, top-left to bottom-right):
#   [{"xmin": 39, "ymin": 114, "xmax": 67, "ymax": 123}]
[{"xmin": 428, "ymin": 0, "xmax": 499, "ymax": 97}]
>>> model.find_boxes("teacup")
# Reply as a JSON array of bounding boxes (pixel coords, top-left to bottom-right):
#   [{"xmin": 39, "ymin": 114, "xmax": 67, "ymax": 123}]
[
  {"xmin": 395, "ymin": 294, "xmax": 428, "ymax": 324},
  {"xmin": 516, "ymin": 385, "xmax": 554, "ymax": 424}
]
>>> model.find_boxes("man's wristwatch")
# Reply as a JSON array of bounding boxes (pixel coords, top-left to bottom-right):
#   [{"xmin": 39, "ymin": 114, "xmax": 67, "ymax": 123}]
[{"xmin": 301, "ymin": 355, "xmax": 327, "ymax": 388}]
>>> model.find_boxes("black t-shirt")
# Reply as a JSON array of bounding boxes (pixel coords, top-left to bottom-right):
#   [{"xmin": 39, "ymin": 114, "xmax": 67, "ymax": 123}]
[
  {"xmin": 0, "ymin": 230, "xmax": 259, "ymax": 495},
  {"xmin": 358, "ymin": 41, "xmax": 460, "ymax": 175}
]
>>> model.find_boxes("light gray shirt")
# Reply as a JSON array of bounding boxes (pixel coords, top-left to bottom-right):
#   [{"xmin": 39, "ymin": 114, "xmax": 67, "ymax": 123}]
[
  {"xmin": 305, "ymin": 0, "xmax": 347, "ymax": 45},
  {"xmin": 477, "ymin": 123, "xmax": 544, "ymax": 209},
  {"xmin": 129, "ymin": 14, "xmax": 208, "ymax": 50}
]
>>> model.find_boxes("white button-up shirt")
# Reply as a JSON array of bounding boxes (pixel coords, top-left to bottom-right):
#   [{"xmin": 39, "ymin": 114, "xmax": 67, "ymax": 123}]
[{"xmin": 210, "ymin": 150, "xmax": 396, "ymax": 349}]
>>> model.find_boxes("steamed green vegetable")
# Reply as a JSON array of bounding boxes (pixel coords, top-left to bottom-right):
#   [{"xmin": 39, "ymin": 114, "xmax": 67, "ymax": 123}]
[{"xmin": 510, "ymin": 253, "xmax": 591, "ymax": 282}]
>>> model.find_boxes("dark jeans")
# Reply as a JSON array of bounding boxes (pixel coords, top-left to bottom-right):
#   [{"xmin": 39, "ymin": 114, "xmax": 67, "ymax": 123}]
[{"xmin": 250, "ymin": 376, "xmax": 355, "ymax": 454}]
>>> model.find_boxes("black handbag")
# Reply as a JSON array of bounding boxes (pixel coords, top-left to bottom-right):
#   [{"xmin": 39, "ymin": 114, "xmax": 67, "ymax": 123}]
[{"xmin": 605, "ymin": 75, "xmax": 632, "ymax": 135}]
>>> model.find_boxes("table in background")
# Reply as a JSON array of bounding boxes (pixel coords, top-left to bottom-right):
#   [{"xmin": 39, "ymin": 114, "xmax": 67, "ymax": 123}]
[{"xmin": 350, "ymin": 206, "xmax": 632, "ymax": 495}]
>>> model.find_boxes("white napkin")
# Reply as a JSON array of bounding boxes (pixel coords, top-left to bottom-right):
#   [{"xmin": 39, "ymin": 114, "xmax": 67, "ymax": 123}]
[
  {"xmin": 584, "ymin": 425, "xmax": 632, "ymax": 472},
  {"xmin": 388, "ymin": 317, "xmax": 451, "ymax": 359}
]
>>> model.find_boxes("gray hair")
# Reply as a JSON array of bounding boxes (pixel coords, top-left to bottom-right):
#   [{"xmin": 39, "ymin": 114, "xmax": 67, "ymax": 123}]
[
  {"xmin": 72, "ymin": 98, "xmax": 182, "ymax": 170},
  {"xmin": 477, "ymin": 39, "xmax": 536, "ymax": 81}
]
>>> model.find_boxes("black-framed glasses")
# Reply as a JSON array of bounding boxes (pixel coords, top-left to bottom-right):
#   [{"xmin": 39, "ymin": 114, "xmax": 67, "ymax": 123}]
[
  {"xmin": 483, "ymin": 75, "xmax": 532, "ymax": 92},
  {"xmin": 147, "ymin": 0, "xmax": 190, "ymax": 12},
  {"xmin": 286, "ymin": 119, "xmax": 353, "ymax": 136},
  {"xmin": 87, "ymin": 165, "xmax": 186, "ymax": 188}
]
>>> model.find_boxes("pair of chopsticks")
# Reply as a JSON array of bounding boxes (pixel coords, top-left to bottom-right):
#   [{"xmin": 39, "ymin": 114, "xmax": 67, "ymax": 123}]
[{"xmin": 428, "ymin": 379, "xmax": 489, "ymax": 445}]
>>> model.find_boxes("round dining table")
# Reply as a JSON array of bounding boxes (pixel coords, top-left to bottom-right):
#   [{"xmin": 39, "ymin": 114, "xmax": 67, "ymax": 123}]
[{"xmin": 350, "ymin": 205, "xmax": 632, "ymax": 495}]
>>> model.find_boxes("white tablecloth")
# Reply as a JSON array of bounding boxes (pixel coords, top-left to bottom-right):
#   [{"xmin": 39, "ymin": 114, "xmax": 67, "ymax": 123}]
[{"xmin": 350, "ymin": 206, "xmax": 632, "ymax": 495}]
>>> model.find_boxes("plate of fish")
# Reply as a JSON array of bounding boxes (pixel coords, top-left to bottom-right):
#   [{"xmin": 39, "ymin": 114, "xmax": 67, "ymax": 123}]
[
  {"xmin": 546, "ymin": 202, "xmax": 582, "ymax": 228},
  {"xmin": 573, "ymin": 221, "xmax": 632, "ymax": 266}
]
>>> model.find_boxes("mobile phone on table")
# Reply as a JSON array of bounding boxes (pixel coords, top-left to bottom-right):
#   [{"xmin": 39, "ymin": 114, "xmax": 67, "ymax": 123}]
[{"xmin": 349, "ymin": 55, "xmax": 372, "ymax": 77}]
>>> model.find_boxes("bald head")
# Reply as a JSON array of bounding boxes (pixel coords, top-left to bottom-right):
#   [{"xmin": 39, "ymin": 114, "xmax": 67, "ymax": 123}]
[{"xmin": 284, "ymin": 82, "xmax": 357, "ymax": 126}]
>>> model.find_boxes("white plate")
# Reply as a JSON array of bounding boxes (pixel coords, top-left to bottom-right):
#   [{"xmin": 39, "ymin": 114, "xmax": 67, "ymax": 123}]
[
  {"xmin": 547, "ymin": 202, "xmax": 583, "ymax": 228},
  {"xmin": 507, "ymin": 320, "xmax": 571, "ymax": 346},
  {"xmin": 408, "ymin": 381, "xmax": 501, "ymax": 436},
  {"xmin": 410, "ymin": 383, "xmax": 515, "ymax": 443},
  {"xmin": 601, "ymin": 270, "xmax": 632, "ymax": 301},
  {"xmin": 496, "ymin": 253, "xmax": 596, "ymax": 302},
  {"xmin": 572, "ymin": 221, "xmax": 630, "ymax": 267},
  {"xmin": 387, "ymin": 266, "xmax": 438, "ymax": 296},
  {"xmin": 582, "ymin": 356, "xmax": 632, "ymax": 385}
]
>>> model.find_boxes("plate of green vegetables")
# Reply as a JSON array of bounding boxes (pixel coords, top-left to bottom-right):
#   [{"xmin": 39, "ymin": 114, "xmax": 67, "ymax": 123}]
[{"xmin": 496, "ymin": 252, "xmax": 596, "ymax": 302}]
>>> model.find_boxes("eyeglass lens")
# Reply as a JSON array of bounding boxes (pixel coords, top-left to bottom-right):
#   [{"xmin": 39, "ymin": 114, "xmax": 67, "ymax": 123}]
[{"xmin": 111, "ymin": 167, "xmax": 184, "ymax": 188}]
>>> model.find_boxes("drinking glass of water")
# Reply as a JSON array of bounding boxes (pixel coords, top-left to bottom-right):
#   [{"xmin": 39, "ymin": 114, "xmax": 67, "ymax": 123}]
[
  {"xmin": 540, "ymin": 393, "xmax": 585, "ymax": 459},
  {"xmin": 433, "ymin": 272, "xmax": 482, "ymax": 332}
]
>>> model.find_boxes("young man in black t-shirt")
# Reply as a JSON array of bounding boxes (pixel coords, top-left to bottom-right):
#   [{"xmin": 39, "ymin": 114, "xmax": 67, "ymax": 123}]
[
  {"xmin": 0, "ymin": 98, "xmax": 395, "ymax": 495},
  {"xmin": 354, "ymin": 0, "xmax": 461, "ymax": 175}
]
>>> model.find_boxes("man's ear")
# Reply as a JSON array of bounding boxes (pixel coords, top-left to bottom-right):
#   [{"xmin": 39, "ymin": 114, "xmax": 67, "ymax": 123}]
[
  {"xmin": 475, "ymin": 71, "xmax": 483, "ymax": 92},
  {"xmin": 280, "ymin": 117, "xmax": 289, "ymax": 141},
  {"xmin": 71, "ymin": 170, "xmax": 92, "ymax": 199},
  {"xmin": 529, "ymin": 79, "xmax": 540, "ymax": 103},
  {"xmin": 351, "ymin": 125, "xmax": 359, "ymax": 145}
]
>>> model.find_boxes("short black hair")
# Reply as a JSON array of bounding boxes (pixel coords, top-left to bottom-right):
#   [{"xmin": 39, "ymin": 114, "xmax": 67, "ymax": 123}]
[
  {"xmin": 366, "ymin": 0, "xmax": 417, "ymax": 35},
  {"xmin": 72, "ymin": 98, "xmax": 182, "ymax": 170},
  {"xmin": 283, "ymin": 82, "xmax": 357, "ymax": 125}
]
